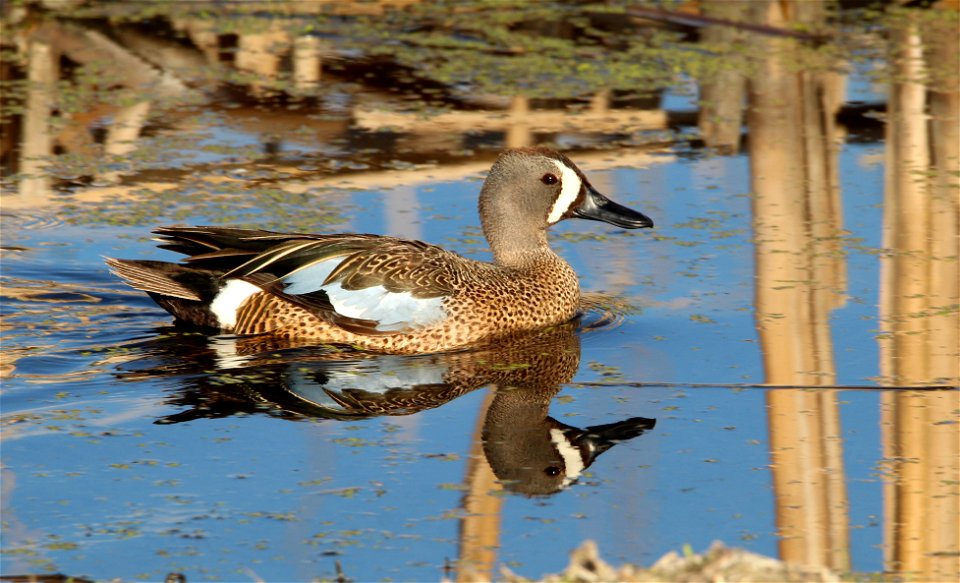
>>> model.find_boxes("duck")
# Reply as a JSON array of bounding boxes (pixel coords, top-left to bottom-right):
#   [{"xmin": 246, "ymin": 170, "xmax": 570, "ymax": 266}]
[{"xmin": 106, "ymin": 147, "xmax": 654, "ymax": 354}]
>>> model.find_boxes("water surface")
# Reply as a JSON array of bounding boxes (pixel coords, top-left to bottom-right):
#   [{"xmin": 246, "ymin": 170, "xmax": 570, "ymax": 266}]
[{"xmin": 2, "ymin": 2, "xmax": 957, "ymax": 581}]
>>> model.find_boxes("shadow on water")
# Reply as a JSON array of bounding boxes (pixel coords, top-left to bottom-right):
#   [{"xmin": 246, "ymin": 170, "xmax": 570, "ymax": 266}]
[{"xmin": 113, "ymin": 320, "xmax": 656, "ymax": 498}]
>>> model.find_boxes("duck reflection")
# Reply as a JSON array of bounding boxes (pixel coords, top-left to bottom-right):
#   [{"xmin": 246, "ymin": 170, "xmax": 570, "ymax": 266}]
[{"xmin": 117, "ymin": 320, "xmax": 655, "ymax": 495}]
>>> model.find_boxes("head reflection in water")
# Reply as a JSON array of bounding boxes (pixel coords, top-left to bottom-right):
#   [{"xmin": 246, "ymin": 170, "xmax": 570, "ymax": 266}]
[{"xmin": 482, "ymin": 387, "xmax": 655, "ymax": 496}]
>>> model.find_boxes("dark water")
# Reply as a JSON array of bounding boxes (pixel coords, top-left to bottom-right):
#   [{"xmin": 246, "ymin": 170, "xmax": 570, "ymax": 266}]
[{"xmin": 2, "ymin": 3, "xmax": 958, "ymax": 582}]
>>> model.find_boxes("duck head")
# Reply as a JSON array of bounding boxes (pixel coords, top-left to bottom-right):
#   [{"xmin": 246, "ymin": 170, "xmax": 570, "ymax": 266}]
[{"xmin": 479, "ymin": 147, "xmax": 654, "ymax": 264}]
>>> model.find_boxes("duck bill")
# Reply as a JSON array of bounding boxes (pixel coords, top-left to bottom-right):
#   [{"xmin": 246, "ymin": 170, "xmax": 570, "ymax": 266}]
[
  {"xmin": 573, "ymin": 185, "xmax": 654, "ymax": 229},
  {"xmin": 565, "ymin": 416, "xmax": 657, "ymax": 467}
]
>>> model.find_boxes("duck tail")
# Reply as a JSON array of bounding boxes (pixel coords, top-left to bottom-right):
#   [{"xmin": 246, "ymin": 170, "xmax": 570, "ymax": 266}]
[{"xmin": 105, "ymin": 257, "xmax": 222, "ymax": 329}]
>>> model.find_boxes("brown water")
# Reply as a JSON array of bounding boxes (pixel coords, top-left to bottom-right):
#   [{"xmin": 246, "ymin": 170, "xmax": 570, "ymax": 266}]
[{"xmin": 1, "ymin": 2, "xmax": 958, "ymax": 581}]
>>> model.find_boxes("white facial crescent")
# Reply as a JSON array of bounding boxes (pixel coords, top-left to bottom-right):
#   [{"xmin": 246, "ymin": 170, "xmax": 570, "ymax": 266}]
[{"xmin": 546, "ymin": 160, "xmax": 583, "ymax": 224}]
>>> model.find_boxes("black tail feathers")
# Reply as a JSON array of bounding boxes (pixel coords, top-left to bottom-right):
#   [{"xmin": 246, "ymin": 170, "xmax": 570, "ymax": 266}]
[{"xmin": 105, "ymin": 258, "xmax": 222, "ymax": 329}]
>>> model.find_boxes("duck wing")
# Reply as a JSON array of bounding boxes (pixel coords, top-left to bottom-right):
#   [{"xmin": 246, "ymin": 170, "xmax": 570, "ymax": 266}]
[{"xmin": 154, "ymin": 226, "xmax": 466, "ymax": 333}]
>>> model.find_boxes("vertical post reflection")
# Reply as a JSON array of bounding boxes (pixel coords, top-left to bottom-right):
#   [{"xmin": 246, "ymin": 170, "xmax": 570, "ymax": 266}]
[
  {"xmin": 698, "ymin": 0, "xmax": 748, "ymax": 152},
  {"xmin": 746, "ymin": 0, "xmax": 850, "ymax": 571},
  {"xmin": 99, "ymin": 101, "xmax": 152, "ymax": 183},
  {"xmin": 456, "ymin": 390, "xmax": 503, "ymax": 582},
  {"xmin": 236, "ymin": 28, "xmax": 290, "ymax": 95},
  {"xmin": 587, "ymin": 170, "xmax": 636, "ymax": 294},
  {"xmin": 505, "ymin": 96, "xmax": 532, "ymax": 149},
  {"xmin": 293, "ymin": 35, "xmax": 323, "ymax": 90},
  {"xmin": 384, "ymin": 186, "xmax": 422, "ymax": 241},
  {"xmin": 880, "ymin": 7, "xmax": 960, "ymax": 580},
  {"xmin": 18, "ymin": 40, "xmax": 57, "ymax": 202}
]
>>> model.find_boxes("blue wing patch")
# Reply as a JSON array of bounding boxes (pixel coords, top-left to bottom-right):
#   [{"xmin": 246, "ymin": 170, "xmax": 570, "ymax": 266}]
[{"xmin": 283, "ymin": 259, "xmax": 447, "ymax": 332}]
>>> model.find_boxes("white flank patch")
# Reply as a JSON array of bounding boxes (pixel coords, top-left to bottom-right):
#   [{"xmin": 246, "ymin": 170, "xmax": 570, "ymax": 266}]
[
  {"xmin": 546, "ymin": 160, "xmax": 583, "ymax": 224},
  {"xmin": 549, "ymin": 428, "xmax": 586, "ymax": 488},
  {"xmin": 210, "ymin": 279, "xmax": 261, "ymax": 330},
  {"xmin": 283, "ymin": 258, "xmax": 446, "ymax": 332}
]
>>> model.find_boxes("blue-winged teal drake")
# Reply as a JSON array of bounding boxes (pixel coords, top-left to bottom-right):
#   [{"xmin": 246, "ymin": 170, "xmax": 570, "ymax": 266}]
[{"xmin": 106, "ymin": 147, "xmax": 654, "ymax": 354}]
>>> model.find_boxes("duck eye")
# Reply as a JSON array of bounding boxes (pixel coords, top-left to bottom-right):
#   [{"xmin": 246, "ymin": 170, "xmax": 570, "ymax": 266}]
[
  {"xmin": 541, "ymin": 173, "xmax": 558, "ymax": 185},
  {"xmin": 544, "ymin": 466, "xmax": 561, "ymax": 477}
]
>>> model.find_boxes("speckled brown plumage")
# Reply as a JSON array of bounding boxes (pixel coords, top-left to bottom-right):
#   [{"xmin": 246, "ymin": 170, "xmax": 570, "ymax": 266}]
[{"xmin": 221, "ymin": 250, "xmax": 580, "ymax": 354}]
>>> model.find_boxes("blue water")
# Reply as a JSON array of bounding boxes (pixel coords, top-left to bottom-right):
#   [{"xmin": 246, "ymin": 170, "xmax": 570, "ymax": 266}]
[{"xmin": 0, "ymin": 140, "xmax": 900, "ymax": 581}]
